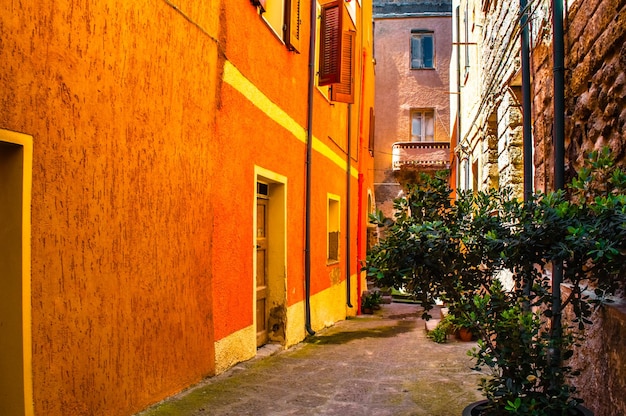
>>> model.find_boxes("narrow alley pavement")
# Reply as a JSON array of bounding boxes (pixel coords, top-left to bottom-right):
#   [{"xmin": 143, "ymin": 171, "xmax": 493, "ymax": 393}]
[{"xmin": 137, "ymin": 302, "xmax": 484, "ymax": 416}]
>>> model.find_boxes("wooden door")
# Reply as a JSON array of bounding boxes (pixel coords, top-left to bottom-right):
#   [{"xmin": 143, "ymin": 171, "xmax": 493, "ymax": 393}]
[{"xmin": 256, "ymin": 198, "xmax": 269, "ymax": 347}]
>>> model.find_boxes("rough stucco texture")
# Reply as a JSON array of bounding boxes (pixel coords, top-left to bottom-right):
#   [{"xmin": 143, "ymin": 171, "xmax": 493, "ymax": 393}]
[
  {"xmin": 0, "ymin": 1, "xmax": 220, "ymax": 415},
  {"xmin": 373, "ymin": 15, "xmax": 452, "ymax": 186}
]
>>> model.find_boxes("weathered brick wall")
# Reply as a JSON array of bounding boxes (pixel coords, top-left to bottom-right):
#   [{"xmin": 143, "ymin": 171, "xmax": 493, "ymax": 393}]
[{"xmin": 532, "ymin": 0, "xmax": 626, "ymax": 414}]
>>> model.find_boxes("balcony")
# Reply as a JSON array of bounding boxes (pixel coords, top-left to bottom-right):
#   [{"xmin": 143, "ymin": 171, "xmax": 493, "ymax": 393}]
[{"xmin": 391, "ymin": 141, "xmax": 450, "ymax": 171}]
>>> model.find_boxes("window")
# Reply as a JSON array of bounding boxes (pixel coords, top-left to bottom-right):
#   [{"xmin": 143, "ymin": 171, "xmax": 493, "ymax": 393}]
[
  {"xmin": 327, "ymin": 195, "xmax": 340, "ymax": 262},
  {"xmin": 410, "ymin": 30, "xmax": 434, "ymax": 69},
  {"xmin": 254, "ymin": 0, "xmax": 302, "ymax": 52},
  {"xmin": 411, "ymin": 110, "xmax": 435, "ymax": 141},
  {"xmin": 319, "ymin": 1, "xmax": 342, "ymax": 85},
  {"xmin": 318, "ymin": 0, "xmax": 355, "ymax": 103}
]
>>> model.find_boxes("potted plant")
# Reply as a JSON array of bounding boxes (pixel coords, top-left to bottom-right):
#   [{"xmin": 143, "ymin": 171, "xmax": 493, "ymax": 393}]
[
  {"xmin": 427, "ymin": 313, "xmax": 454, "ymax": 343},
  {"xmin": 427, "ymin": 312, "xmax": 476, "ymax": 343},
  {"xmin": 361, "ymin": 291, "xmax": 382, "ymax": 314},
  {"xmin": 364, "ymin": 149, "xmax": 626, "ymax": 415}
]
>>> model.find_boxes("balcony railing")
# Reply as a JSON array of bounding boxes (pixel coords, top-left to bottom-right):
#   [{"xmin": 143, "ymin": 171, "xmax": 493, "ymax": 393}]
[{"xmin": 391, "ymin": 141, "xmax": 450, "ymax": 171}]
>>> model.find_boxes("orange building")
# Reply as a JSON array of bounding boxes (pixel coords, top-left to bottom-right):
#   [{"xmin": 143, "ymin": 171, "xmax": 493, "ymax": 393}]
[{"xmin": 0, "ymin": 1, "xmax": 375, "ymax": 415}]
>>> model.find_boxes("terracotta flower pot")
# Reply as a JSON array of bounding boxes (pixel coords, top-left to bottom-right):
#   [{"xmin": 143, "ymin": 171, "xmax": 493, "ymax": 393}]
[{"xmin": 456, "ymin": 327, "xmax": 473, "ymax": 342}]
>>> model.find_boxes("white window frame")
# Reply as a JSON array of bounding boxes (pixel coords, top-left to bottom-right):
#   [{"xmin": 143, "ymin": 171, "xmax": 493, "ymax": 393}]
[{"xmin": 410, "ymin": 109, "xmax": 435, "ymax": 142}]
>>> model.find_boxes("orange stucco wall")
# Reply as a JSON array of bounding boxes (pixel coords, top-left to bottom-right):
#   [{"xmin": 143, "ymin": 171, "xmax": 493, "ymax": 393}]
[
  {"xmin": 0, "ymin": 0, "xmax": 375, "ymax": 414},
  {"xmin": 212, "ymin": 0, "xmax": 375, "ymax": 341},
  {"xmin": 1, "ymin": 1, "xmax": 220, "ymax": 414}
]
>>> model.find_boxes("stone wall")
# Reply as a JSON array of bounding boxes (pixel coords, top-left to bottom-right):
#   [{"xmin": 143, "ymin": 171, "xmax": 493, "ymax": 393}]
[
  {"xmin": 562, "ymin": 287, "xmax": 626, "ymax": 416},
  {"xmin": 531, "ymin": 0, "xmax": 626, "ymax": 414},
  {"xmin": 533, "ymin": 0, "xmax": 626, "ymax": 191},
  {"xmin": 456, "ymin": 0, "xmax": 525, "ymax": 196}
]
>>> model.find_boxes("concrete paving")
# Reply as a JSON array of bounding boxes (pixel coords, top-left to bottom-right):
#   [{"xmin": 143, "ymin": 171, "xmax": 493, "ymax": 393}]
[{"xmin": 137, "ymin": 302, "xmax": 484, "ymax": 416}]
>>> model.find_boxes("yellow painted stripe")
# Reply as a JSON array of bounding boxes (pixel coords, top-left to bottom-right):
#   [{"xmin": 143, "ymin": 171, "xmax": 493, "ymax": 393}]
[
  {"xmin": 223, "ymin": 61, "xmax": 358, "ymax": 178},
  {"xmin": 223, "ymin": 61, "xmax": 306, "ymax": 143}
]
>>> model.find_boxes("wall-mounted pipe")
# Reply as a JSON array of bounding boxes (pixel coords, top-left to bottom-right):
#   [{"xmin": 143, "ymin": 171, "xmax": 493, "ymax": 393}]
[
  {"xmin": 455, "ymin": 5, "xmax": 463, "ymax": 194},
  {"xmin": 356, "ymin": 46, "xmax": 368, "ymax": 314},
  {"xmin": 304, "ymin": 0, "xmax": 318, "ymax": 336},
  {"xmin": 520, "ymin": 0, "xmax": 533, "ymax": 201},
  {"xmin": 551, "ymin": 0, "xmax": 566, "ymax": 367},
  {"xmin": 346, "ymin": 104, "xmax": 353, "ymax": 308}
]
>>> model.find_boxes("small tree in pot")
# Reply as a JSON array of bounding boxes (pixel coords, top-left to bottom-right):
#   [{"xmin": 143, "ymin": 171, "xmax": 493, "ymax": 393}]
[{"xmin": 364, "ymin": 149, "xmax": 626, "ymax": 415}]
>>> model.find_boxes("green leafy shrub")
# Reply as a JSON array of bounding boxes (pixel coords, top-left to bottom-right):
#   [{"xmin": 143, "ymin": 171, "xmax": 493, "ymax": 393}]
[{"xmin": 364, "ymin": 148, "xmax": 626, "ymax": 415}]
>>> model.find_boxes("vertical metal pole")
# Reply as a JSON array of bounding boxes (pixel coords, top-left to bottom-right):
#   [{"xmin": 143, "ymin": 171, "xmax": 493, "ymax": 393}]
[
  {"xmin": 346, "ymin": 104, "xmax": 353, "ymax": 308},
  {"xmin": 520, "ymin": 0, "xmax": 533, "ymax": 201},
  {"xmin": 456, "ymin": 5, "xmax": 463, "ymax": 195},
  {"xmin": 553, "ymin": 0, "xmax": 565, "ymax": 192},
  {"xmin": 304, "ymin": 0, "xmax": 318, "ymax": 336},
  {"xmin": 520, "ymin": 0, "xmax": 534, "ymax": 306},
  {"xmin": 551, "ymin": 0, "xmax": 566, "ymax": 362}
]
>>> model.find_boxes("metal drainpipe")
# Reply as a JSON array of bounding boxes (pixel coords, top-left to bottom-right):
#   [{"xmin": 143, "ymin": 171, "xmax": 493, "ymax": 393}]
[
  {"xmin": 304, "ymin": 0, "xmax": 317, "ymax": 336},
  {"xmin": 356, "ymin": 47, "xmax": 367, "ymax": 314},
  {"xmin": 346, "ymin": 104, "xmax": 353, "ymax": 308},
  {"xmin": 520, "ymin": 0, "xmax": 534, "ymax": 306},
  {"xmin": 520, "ymin": 0, "xmax": 533, "ymax": 202},
  {"xmin": 356, "ymin": 173, "xmax": 364, "ymax": 314},
  {"xmin": 551, "ymin": 0, "xmax": 566, "ymax": 370},
  {"xmin": 455, "ymin": 5, "xmax": 463, "ymax": 194}
]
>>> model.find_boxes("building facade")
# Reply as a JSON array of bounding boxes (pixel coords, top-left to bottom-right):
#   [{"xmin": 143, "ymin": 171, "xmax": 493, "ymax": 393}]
[
  {"xmin": 450, "ymin": 0, "xmax": 528, "ymax": 197},
  {"xmin": 455, "ymin": 0, "xmax": 626, "ymax": 414},
  {"xmin": 373, "ymin": 0, "xmax": 453, "ymax": 219},
  {"xmin": 0, "ymin": 1, "xmax": 375, "ymax": 415}
]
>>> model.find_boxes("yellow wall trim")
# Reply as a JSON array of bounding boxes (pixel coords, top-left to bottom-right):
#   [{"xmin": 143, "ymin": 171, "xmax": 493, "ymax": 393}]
[
  {"xmin": 214, "ymin": 325, "xmax": 256, "ymax": 375},
  {"xmin": 223, "ymin": 61, "xmax": 358, "ymax": 178}
]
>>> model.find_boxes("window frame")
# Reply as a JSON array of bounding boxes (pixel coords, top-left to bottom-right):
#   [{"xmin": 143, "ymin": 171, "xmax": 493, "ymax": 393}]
[
  {"xmin": 327, "ymin": 194, "xmax": 341, "ymax": 263},
  {"xmin": 256, "ymin": 0, "xmax": 302, "ymax": 53},
  {"xmin": 410, "ymin": 109, "xmax": 435, "ymax": 142},
  {"xmin": 410, "ymin": 30, "xmax": 435, "ymax": 69}
]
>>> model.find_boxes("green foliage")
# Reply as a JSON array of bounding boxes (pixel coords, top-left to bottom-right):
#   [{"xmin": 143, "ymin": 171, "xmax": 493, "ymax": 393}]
[
  {"xmin": 364, "ymin": 149, "xmax": 626, "ymax": 415},
  {"xmin": 426, "ymin": 321, "xmax": 450, "ymax": 344},
  {"xmin": 427, "ymin": 316, "xmax": 452, "ymax": 343},
  {"xmin": 361, "ymin": 291, "xmax": 382, "ymax": 310},
  {"xmin": 427, "ymin": 312, "xmax": 476, "ymax": 344}
]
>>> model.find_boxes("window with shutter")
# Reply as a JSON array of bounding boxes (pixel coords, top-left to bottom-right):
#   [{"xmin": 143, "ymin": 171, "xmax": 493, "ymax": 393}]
[
  {"xmin": 410, "ymin": 31, "xmax": 435, "ymax": 69},
  {"xmin": 286, "ymin": 0, "xmax": 301, "ymax": 52},
  {"xmin": 318, "ymin": 0, "xmax": 342, "ymax": 86},
  {"xmin": 255, "ymin": 0, "xmax": 300, "ymax": 53},
  {"xmin": 330, "ymin": 30, "xmax": 355, "ymax": 103}
]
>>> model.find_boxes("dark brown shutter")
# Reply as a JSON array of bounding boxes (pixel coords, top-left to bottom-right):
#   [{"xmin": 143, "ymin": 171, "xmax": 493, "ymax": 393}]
[
  {"xmin": 286, "ymin": 0, "xmax": 301, "ymax": 53},
  {"xmin": 318, "ymin": 0, "xmax": 342, "ymax": 86},
  {"xmin": 330, "ymin": 30, "xmax": 355, "ymax": 103}
]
